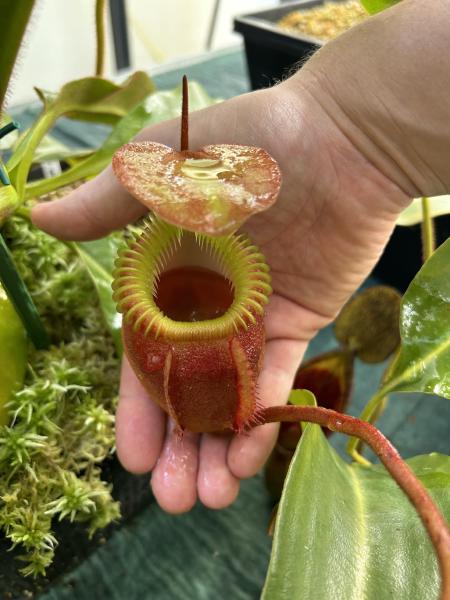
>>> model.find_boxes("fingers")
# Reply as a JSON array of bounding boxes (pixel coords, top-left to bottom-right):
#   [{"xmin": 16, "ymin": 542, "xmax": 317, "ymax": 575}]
[
  {"xmin": 151, "ymin": 429, "xmax": 240, "ymax": 513},
  {"xmin": 116, "ymin": 358, "xmax": 203, "ymax": 514},
  {"xmin": 150, "ymin": 422, "xmax": 200, "ymax": 514},
  {"xmin": 115, "ymin": 357, "xmax": 166, "ymax": 474},
  {"xmin": 116, "ymin": 357, "xmax": 240, "ymax": 512},
  {"xmin": 227, "ymin": 337, "xmax": 307, "ymax": 479},
  {"xmin": 197, "ymin": 434, "xmax": 240, "ymax": 509},
  {"xmin": 117, "ymin": 338, "xmax": 306, "ymax": 512},
  {"xmin": 31, "ymin": 167, "xmax": 148, "ymax": 240},
  {"xmin": 150, "ymin": 426, "xmax": 240, "ymax": 513}
]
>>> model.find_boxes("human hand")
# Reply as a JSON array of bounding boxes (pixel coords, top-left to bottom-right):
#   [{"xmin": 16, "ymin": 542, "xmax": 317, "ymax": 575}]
[{"xmin": 32, "ymin": 0, "xmax": 449, "ymax": 513}]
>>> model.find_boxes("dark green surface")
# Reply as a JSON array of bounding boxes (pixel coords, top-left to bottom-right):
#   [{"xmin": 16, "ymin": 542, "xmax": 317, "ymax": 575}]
[
  {"xmin": 39, "ymin": 475, "xmax": 272, "ymax": 600},
  {"xmin": 6, "ymin": 46, "xmax": 450, "ymax": 599}
]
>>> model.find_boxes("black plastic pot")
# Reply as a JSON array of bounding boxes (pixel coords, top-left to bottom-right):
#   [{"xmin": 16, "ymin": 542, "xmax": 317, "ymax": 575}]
[
  {"xmin": 234, "ymin": 0, "xmax": 330, "ymax": 90},
  {"xmin": 372, "ymin": 215, "xmax": 450, "ymax": 292},
  {"xmin": 0, "ymin": 459, "xmax": 153, "ymax": 599}
]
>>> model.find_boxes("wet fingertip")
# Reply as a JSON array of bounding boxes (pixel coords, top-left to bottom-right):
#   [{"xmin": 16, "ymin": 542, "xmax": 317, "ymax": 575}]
[
  {"xmin": 150, "ymin": 471, "xmax": 198, "ymax": 514},
  {"xmin": 149, "ymin": 425, "xmax": 200, "ymax": 514}
]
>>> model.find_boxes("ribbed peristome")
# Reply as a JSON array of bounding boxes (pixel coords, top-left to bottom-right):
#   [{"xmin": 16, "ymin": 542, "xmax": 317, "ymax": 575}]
[{"xmin": 112, "ymin": 216, "xmax": 271, "ymax": 341}]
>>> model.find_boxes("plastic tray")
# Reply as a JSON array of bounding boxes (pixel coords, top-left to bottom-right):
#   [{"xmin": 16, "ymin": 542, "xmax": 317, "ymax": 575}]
[{"xmin": 234, "ymin": 0, "xmax": 340, "ymax": 90}]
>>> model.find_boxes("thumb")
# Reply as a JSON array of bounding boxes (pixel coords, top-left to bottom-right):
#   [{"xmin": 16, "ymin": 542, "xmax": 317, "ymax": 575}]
[
  {"xmin": 30, "ymin": 111, "xmax": 183, "ymax": 240},
  {"xmin": 31, "ymin": 166, "xmax": 147, "ymax": 240}
]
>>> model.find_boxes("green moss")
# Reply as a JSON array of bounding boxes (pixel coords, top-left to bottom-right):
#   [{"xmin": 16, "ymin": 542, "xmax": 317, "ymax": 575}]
[{"xmin": 0, "ymin": 216, "xmax": 121, "ymax": 576}]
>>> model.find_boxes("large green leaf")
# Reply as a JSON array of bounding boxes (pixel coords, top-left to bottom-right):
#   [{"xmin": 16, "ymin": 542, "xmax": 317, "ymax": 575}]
[
  {"xmin": 360, "ymin": 0, "xmax": 401, "ymax": 14},
  {"xmin": 34, "ymin": 72, "xmax": 154, "ymax": 125},
  {"xmin": 140, "ymin": 80, "xmax": 220, "ymax": 122},
  {"xmin": 0, "ymin": 1, "xmax": 35, "ymax": 111},
  {"xmin": 7, "ymin": 73, "xmax": 154, "ymax": 200},
  {"xmin": 263, "ymin": 421, "xmax": 449, "ymax": 600},
  {"xmin": 381, "ymin": 238, "xmax": 450, "ymax": 398},
  {"xmin": 73, "ymin": 238, "xmax": 123, "ymax": 354},
  {"xmin": 398, "ymin": 196, "xmax": 450, "ymax": 226},
  {"xmin": 24, "ymin": 81, "xmax": 219, "ymax": 200},
  {"xmin": 28, "ymin": 135, "xmax": 92, "ymax": 165}
]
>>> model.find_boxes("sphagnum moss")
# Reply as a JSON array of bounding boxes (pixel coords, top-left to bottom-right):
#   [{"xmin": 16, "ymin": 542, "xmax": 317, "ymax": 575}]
[{"xmin": 0, "ymin": 215, "xmax": 121, "ymax": 576}]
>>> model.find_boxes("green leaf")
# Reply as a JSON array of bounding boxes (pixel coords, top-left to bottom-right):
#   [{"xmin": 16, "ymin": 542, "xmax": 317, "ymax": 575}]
[
  {"xmin": 29, "ymin": 135, "xmax": 92, "ymax": 165},
  {"xmin": 0, "ymin": 233, "xmax": 49, "ymax": 349},
  {"xmin": 7, "ymin": 73, "xmax": 154, "ymax": 200},
  {"xmin": 141, "ymin": 80, "xmax": 220, "ymax": 121},
  {"xmin": 381, "ymin": 238, "xmax": 450, "ymax": 399},
  {"xmin": 263, "ymin": 422, "xmax": 449, "ymax": 600},
  {"xmin": 25, "ymin": 82, "xmax": 219, "ymax": 200},
  {"xmin": 289, "ymin": 389, "xmax": 316, "ymax": 407},
  {"xmin": 0, "ymin": 283, "xmax": 27, "ymax": 426},
  {"xmin": 397, "ymin": 196, "xmax": 450, "ymax": 226},
  {"xmin": 289, "ymin": 389, "xmax": 317, "ymax": 436},
  {"xmin": 35, "ymin": 71, "xmax": 155, "ymax": 125},
  {"xmin": 73, "ymin": 238, "xmax": 123, "ymax": 354},
  {"xmin": 0, "ymin": 185, "xmax": 19, "ymax": 224},
  {"xmin": 360, "ymin": 0, "xmax": 401, "ymax": 14},
  {"xmin": 0, "ymin": 1, "xmax": 35, "ymax": 111}
]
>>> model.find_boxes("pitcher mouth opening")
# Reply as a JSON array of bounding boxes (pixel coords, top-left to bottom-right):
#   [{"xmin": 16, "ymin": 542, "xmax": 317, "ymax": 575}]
[
  {"xmin": 154, "ymin": 266, "xmax": 234, "ymax": 323},
  {"xmin": 112, "ymin": 216, "xmax": 272, "ymax": 341}
]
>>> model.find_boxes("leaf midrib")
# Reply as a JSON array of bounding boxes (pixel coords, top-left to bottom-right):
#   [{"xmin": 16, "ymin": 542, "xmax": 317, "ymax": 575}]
[{"xmin": 383, "ymin": 335, "xmax": 450, "ymax": 396}]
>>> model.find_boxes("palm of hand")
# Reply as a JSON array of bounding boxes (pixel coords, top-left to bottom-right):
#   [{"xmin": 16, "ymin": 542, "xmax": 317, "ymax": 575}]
[{"xmin": 32, "ymin": 81, "xmax": 409, "ymax": 513}]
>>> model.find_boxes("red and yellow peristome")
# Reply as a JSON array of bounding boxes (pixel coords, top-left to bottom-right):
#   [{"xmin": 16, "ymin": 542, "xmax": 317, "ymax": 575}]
[{"xmin": 112, "ymin": 216, "xmax": 272, "ymax": 433}]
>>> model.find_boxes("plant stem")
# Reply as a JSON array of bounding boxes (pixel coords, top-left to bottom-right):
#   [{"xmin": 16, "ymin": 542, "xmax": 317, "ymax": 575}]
[
  {"xmin": 15, "ymin": 205, "xmax": 31, "ymax": 220},
  {"xmin": 0, "ymin": 122, "xmax": 19, "ymax": 185},
  {"xmin": 346, "ymin": 388, "xmax": 386, "ymax": 464},
  {"xmin": 262, "ymin": 405, "xmax": 450, "ymax": 600},
  {"xmin": 95, "ymin": 0, "xmax": 107, "ymax": 77},
  {"xmin": 0, "ymin": 163, "xmax": 10, "ymax": 185},
  {"xmin": 421, "ymin": 196, "xmax": 435, "ymax": 262},
  {"xmin": 0, "ymin": 120, "xmax": 20, "ymax": 140},
  {"xmin": 0, "ymin": 233, "xmax": 49, "ymax": 349},
  {"xmin": 346, "ymin": 349, "xmax": 400, "ymax": 463},
  {"xmin": 7, "ymin": 110, "xmax": 55, "ymax": 200},
  {"xmin": 180, "ymin": 75, "xmax": 189, "ymax": 151}
]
